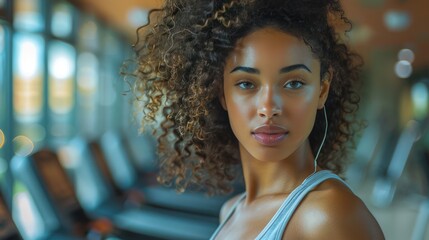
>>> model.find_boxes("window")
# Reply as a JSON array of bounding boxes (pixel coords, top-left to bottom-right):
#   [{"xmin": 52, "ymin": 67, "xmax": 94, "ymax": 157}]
[
  {"xmin": 0, "ymin": 24, "xmax": 8, "ymax": 148},
  {"xmin": 76, "ymin": 14, "xmax": 101, "ymax": 139},
  {"xmin": 14, "ymin": 0, "xmax": 44, "ymax": 32},
  {"xmin": 99, "ymin": 29, "xmax": 127, "ymax": 131},
  {"xmin": 0, "ymin": 0, "xmax": 134, "ymax": 238},
  {"xmin": 51, "ymin": 1, "xmax": 73, "ymax": 39},
  {"xmin": 0, "ymin": 21, "xmax": 11, "ymax": 197},
  {"xmin": 47, "ymin": 40, "xmax": 76, "ymax": 144},
  {"xmin": 13, "ymin": 33, "xmax": 46, "ymax": 150}
]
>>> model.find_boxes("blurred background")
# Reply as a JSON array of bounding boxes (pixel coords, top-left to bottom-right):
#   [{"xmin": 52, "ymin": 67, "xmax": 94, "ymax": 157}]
[{"xmin": 0, "ymin": 0, "xmax": 428, "ymax": 239}]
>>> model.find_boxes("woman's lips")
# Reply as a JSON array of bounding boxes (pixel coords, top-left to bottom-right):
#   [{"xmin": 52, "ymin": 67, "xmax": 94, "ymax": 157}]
[{"xmin": 252, "ymin": 125, "xmax": 288, "ymax": 146}]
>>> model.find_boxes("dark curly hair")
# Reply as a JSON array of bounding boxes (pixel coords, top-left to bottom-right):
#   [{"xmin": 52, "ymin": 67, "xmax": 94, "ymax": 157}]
[{"xmin": 126, "ymin": 0, "xmax": 362, "ymax": 195}]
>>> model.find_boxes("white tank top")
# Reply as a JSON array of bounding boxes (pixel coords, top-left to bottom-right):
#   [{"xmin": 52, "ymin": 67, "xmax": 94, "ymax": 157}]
[{"xmin": 209, "ymin": 170, "xmax": 350, "ymax": 240}]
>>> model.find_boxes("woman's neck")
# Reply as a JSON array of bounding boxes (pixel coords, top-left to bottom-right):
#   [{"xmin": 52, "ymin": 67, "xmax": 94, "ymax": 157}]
[{"xmin": 239, "ymin": 141, "xmax": 315, "ymax": 204}]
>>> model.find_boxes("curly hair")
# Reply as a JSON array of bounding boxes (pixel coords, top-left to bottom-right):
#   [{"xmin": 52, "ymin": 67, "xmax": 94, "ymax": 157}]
[{"xmin": 126, "ymin": 0, "xmax": 362, "ymax": 195}]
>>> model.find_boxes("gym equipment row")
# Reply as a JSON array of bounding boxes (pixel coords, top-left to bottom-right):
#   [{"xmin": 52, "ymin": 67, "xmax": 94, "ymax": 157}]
[{"xmin": 6, "ymin": 131, "xmax": 243, "ymax": 240}]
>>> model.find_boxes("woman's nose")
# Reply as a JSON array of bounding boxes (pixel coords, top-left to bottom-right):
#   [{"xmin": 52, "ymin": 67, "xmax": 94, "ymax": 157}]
[{"xmin": 257, "ymin": 87, "xmax": 282, "ymax": 119}]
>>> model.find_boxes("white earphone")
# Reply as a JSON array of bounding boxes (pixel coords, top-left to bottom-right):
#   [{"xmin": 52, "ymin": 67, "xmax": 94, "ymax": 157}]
[{"xmin": 313, "ymin": 106, "xmax": 328, "ymax": 173}]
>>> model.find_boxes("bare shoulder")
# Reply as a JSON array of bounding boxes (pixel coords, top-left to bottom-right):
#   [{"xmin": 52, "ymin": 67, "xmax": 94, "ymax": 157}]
[
  {"xmin": 219, "ymin": 193, "xmax": 244, "ymax": 223},
  {"xmin": 288, "ymin": 178, "xmax": 385, "ymax": 240}
]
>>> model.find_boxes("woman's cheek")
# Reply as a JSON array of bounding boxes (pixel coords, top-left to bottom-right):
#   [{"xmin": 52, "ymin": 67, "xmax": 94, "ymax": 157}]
[{"xmin": 287, "ymin": 91, "xmax": 319, "ymax": 126}]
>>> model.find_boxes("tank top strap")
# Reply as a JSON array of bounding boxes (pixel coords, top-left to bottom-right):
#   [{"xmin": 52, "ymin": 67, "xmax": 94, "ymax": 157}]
[
  {"xmin": 209, "ymin": 192, "xmax": 246, "ymax": 240},
  {"xmin": 255, "ymin": 170, "xmax": 349, "ymax": 240}
]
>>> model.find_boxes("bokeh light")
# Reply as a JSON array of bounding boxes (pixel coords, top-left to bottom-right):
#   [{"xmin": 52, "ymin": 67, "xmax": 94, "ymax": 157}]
[
  {"xmin": 17, "ymin": 38, "xmax": 39, "ymax": 80},
  {"xmin": 395, "ymin": 60, "xmax": 413, "ymax": 79},
  {"xmin": 127, "ymin": 8, "xmax": 148, "ymax": 28},
  {"xmin": 384, "ymin": 10, "xmax": 411, "ymax": 31},
  {"xmin": 0, "ymin": 129, "xmax": 5, "ymax": 148},
  {"xmin": 411, "ymin": 82, "xmax": 429, "ymax": 120},
  {"xmin": 13, "ymin": 187, "xmax": 46, "ymax": 239},
  {"xmin": 49, "ymin": 41, "xmax": 75, "ymax": 80},
  {"xmin": 12, "ymin": 135, "xmax": 34, "ymax": 157},
  {"xmin": 0, "ymin": 25, "xmax": 5, "ymax": 54},
  {"xmin": 398, "ymin": 49, "xmax": 415, "ymax": 63}
]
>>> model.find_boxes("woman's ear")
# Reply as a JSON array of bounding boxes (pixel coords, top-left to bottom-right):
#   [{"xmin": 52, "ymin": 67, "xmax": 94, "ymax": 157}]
[{"xmin": 318, "ymin": 68, "xmax": 332, "ymax": 109}]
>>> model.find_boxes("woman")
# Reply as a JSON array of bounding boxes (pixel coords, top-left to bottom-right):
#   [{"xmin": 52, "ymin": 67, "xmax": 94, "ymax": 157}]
[{"xmin": 128, "ymin": 0, "xmax": 385, "ymax": 239}]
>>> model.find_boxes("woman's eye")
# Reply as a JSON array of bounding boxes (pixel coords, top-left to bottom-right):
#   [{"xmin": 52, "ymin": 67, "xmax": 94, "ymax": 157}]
[
  {"xmin": 284, "ymin": 80, "xmax": 304, "ymax": 89},
  {"xmin": 236, "ymin": 81, "xmax": 255, "ymax": 89}
]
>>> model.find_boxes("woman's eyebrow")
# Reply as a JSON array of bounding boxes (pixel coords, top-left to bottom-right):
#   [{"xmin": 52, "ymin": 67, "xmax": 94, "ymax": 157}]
[
  {"xmin": 280, "ymin": 64, "xmax": 312, "ymax": 73},
  {"xmin": 230, "ymin": 64, "xmax": 311, "ymax": 74},
  {"xmin": 230, "ymin": 66, "xmax": 259, "ymax": 74}
]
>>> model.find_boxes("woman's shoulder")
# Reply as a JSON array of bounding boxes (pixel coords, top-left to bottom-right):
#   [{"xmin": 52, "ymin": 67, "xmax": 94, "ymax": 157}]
[
  {"xmin": 219, "ymin": 193, "xmax": 245, "ymax": 223},
  {"xmin": 286, "ymin": 177, "xmax": 385, "ymax": 240}
]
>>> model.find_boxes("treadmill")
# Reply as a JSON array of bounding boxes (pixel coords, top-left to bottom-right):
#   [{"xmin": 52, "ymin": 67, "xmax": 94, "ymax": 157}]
[{"xmin": 59, "ymin": 136, "xmax": 223, "ymax": 239}]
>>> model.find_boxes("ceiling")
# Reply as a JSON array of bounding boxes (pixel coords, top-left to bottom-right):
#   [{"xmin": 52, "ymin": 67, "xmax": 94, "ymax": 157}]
[
  {"xmin": 69, "ymin": 0, "xmax": 162, "ymax": 38},
  {"xmin": 72, "ymin": 0, "xmax": 428, "ymax": 67}
]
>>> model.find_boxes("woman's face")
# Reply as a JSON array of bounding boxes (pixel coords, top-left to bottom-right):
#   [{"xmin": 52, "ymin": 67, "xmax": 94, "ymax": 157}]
[{"xmin": 221, "ymin": 27, "xmax": 330, "ymax": 163}]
